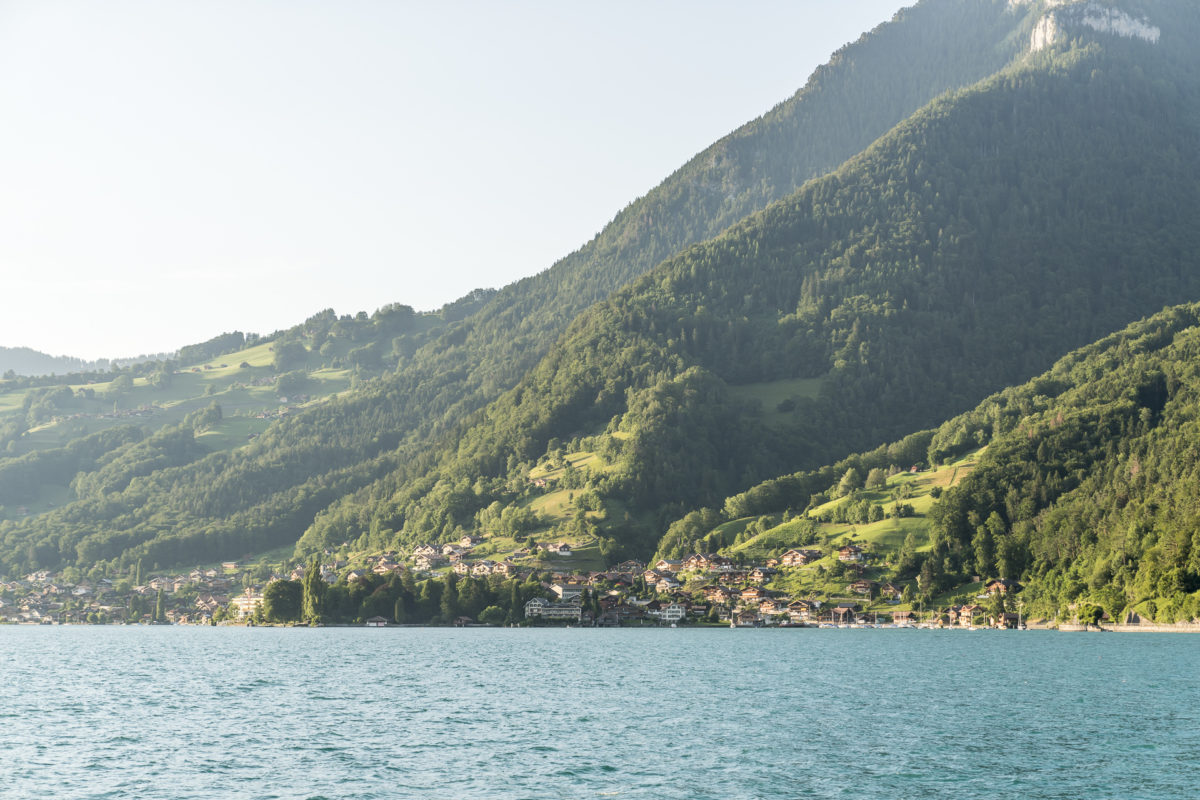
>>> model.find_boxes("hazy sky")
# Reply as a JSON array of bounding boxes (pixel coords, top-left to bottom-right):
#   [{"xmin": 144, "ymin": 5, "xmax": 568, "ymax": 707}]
[{"xmin": 1, "ymin": 1, "xmax": 910, "ymax": 360}]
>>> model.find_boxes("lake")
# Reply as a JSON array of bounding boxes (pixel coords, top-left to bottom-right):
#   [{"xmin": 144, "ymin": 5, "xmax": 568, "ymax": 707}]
[{"xmin": 0, "ymin": 626, "xmax": 1196, "ymax": 799}]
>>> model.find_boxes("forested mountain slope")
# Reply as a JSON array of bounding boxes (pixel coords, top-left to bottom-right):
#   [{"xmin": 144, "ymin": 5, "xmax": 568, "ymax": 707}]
[
  {"xmin": 295, "ymin": 2, "xmax": 1200, "ymax": 563},
  {"xmin": 924, "ymin": 302, "xmax": 1200, "ymax": 622},
  {"xmin": 0, "ymin": 0, "xmax": 1048, "ymax": 574},
  {"xmin": 667, "ymin": 302, "xmax": 1200, "ymax": 623}
]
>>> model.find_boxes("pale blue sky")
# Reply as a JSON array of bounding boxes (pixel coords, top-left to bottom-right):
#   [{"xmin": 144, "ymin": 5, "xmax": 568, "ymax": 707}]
[{"xmin": 0, "ymin": 1, "xmax": 910, "ymax": 359}]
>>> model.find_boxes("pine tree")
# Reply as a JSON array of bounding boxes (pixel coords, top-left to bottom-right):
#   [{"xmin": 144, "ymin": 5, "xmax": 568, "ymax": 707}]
[
  {"xmin": 301, "ymin": 558, "xmax": 325, "ymax": 623},
  {"xmin": 441, "ymin": 572, "xmax": 459, "ymax": 622}
]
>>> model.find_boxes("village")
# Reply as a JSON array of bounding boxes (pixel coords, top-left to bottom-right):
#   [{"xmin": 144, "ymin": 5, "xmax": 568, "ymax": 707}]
[{"xmin": 0, "ymin": 531, "xmax": 1025, "ymax": 629}]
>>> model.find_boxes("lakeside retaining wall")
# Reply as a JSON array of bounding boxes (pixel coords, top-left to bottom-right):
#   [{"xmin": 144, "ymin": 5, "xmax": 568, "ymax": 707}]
[{"xmin": 1047, "ymin": 622, "xmax": 1200, "ymax": 633}]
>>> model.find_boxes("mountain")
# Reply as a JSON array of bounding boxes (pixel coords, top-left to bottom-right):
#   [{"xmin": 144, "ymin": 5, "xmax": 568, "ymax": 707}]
[
  {"xmin": 0, "ymin": 347, "xmax": 111, "ymax": 378},
  {"xmin": 289, "ymin": 0, "xmax": 1200, "ymax": 561},
  {"xmin": 656, "ymin": 301, "xmax": 1200, "ymax": 625},
  {"xmin": 3, "ymin": 0, "xmax": 1200, "ymax": 578}
]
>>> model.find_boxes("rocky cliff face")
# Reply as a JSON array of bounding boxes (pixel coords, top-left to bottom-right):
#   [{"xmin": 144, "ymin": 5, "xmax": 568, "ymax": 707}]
[{"xmin": 1018, "ymin": 0, "xmax": 1161, "ymax": 52}]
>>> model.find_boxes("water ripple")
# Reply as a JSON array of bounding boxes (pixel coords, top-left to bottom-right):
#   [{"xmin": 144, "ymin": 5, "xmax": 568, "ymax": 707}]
[{"xmin": 0, "ymin": 627, "xmax": 1197, "ymax": 799}]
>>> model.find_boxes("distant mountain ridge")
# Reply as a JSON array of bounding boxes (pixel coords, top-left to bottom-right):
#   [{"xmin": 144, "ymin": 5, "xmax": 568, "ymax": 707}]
[
  {"xmin": 0, "ymin": 346, "xmax": 181, "ymax": 378},
  {"xmin": 1, "ymin": 346, "xmax": 108, "ymax": 378}
]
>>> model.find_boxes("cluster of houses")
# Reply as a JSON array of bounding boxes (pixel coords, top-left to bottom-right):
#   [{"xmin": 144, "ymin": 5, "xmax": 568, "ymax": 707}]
[
  {"xmin": 0, "ymin": 558, "xmax": 352, "ymax": 625},
  {"xmin": 0, "ymin": 532, "xmax": 1026, "ymax": 628},
  {"xmin": 408, "ymin": 535, "xmax": 572, "ymax": 573},
  {"xmin": 519, "ymin": 549, "xmax": 1023, "ymax": 629},
  {"xmin": 0, "ymin": 567, "xmax": 237, "ymax": 625}
]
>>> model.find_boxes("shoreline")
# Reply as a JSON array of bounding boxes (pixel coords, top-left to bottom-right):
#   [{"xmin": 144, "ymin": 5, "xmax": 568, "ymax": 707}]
[{"xmin": 11, "ymin": 620, "xmax": 1200, "ymax": 632}]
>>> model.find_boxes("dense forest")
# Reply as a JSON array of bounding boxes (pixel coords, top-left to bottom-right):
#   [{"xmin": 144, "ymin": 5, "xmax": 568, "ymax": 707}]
[
  {"xmin": 2, "ymin": 0, "xmax": 1200, "ymax": 604},
  {"xmin": 298, "ymin": 18, "xmax": 1200, "ymax": 561},
  {"xmin": 0, "ymin": 0, "xmax": 1047, "ymax": 575},
  {"xmin": 653, "ymin": 302, "xmax": 1200, "ymax": 623}
]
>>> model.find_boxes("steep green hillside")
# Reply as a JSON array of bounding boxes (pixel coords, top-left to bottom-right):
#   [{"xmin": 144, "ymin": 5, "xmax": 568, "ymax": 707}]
[
  {"xmin": 921, "ymin": 303, "xmax": 1200, "ymax": 622},
  {"xmin": 652, "ymin": 301, "xmax": 1200, "ymax": 623},
  {"xmin": 0, "ymin": 0, "xmax": 1049, "ymax": 575},
  {"xmin": 296, "ymin": 10, "xmax": 1200, "ymax": 564}
]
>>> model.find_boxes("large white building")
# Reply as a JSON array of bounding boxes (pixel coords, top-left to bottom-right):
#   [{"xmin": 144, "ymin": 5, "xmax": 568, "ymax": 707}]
[{"xmin": 524, "ymin": 597, "xmax": 581, "ymax": 621}]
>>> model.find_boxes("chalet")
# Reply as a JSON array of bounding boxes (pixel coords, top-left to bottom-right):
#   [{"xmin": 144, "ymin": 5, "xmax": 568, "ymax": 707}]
[
  {"xmin": 704, "ymin": 586, "xmax": 734, "ymax": 603},
  {"xmin": 194, "ymin": 594, "xmax": 226, "ymax": 614},
  {"xmin": 831, "ymin": 603, "xmax": 859, "ymax": 624},
  {"xmin": 460, "ymin": 535, "xmax": 482, "ymax": 549},
  {"xmin": 994, "ymin": 612, "xmax": 1021, "ymax": 629},
  {"xmin": 471, "ymin": 560, "xmax": 496, "ymax": 576},
  {"xmin": 551, "ymin": 583, "xmax": 583, "ymax": 601},
  {"xmin": 849, "ymin": 580, "xmax": 877, "ymax": 596},
  {"xmin": 221, "ymin": 561, "xmax": 242, "ymax": 572},
  {"xmin": 893, "ymin": 610, "xmax": 917, "ymax": 626},
  {"xmin": 412, "ymin": 544, "xmax": 439, "ymax": 559},
  {"xmin": 453, "ymin": 562, "xmax": 471, "ymax": 575},
  {"xmin": 758, "ymin": 598, "xmax": 785, "ymax": 616},
  {"xmin": 346, "ymin": 570, "xmax": 368, "ymax": 583},
  {"xmin": 777, "ymin": 546, "xmax": 825, "ymax": 566},
  {"xmin": 369, "ymin": 556, "xmax": 398, "ymax": 575},
  {"xmin": 656, "ymin": 577, "xmax": 682, "ymax": 593},
  {"xmin": 654, "ymin": 559, "xmax": 682, "ymax": 573},
  {"xmin": 985, "ymin": 578, "xmax": 1021, "ymax": 596},
  {"xmin": 837, "ymin": 545, "xmax": 865, "ymax": 563},
  {"xmin": 879, "ymin": 582, "xmax": 902, "ymax": 602},
  {"xmin": 442, "ymin": 544, "xmax": 466, "ymax": 557},
  {"xmin": 448, "ymin": 551, "xmax": 466, "ymax": 564},
  {"xmin": 748, "ymin": 567, "xmax": 777, "ymax": 584},
  {"xmin": 492, "ymin": 561, "xmax": 519, "ymax": 577},
  {"xmin": 739, "ymin": 586, "xmax": 768, "ymax": 603},
  {"xmin": 787, "ymin": 600, "xmax": 814, "ymax": 622},
  {"xmin": 643, "ymin": 569, "xmax": 665, "ymax": 584},
  {"xmin": 734, "ymin": 609, "xmax": 760, "ymax": 627},
  {"xmin": 413, "ymin": 555, "xmax": 442, "ymax": 571},
  {"xmin": 950, "ymin": 604, "xmax": 982, "ymax": 626},
  {"xmin": 683, "ymin": 553, "xmax": 734, "ymax": 572},
  {"xmin": 615, "ymin": 560, "xmax": 645, "ymax": 573},
  {"xmin": 289, "ymin": 566, "xmax": 307, "ymax": 581},
  {"xmin": 596, "ymin": 610, "xmax": 621, "ymax": 627}
]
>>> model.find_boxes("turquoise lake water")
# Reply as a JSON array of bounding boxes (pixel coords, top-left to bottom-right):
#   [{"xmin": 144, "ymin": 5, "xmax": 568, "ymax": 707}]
[{"xmin": 0, "ymin": 626, "xmax": 1197, "ymax": 799}]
